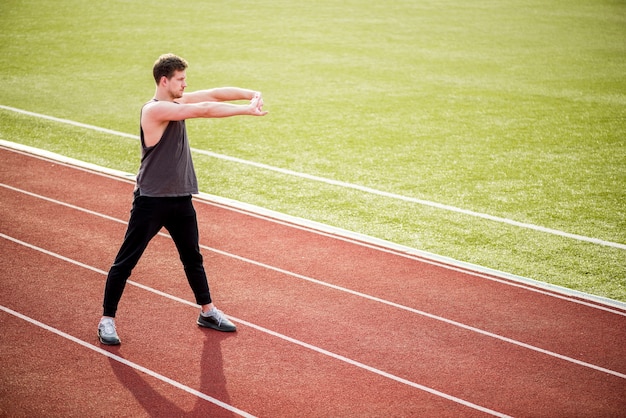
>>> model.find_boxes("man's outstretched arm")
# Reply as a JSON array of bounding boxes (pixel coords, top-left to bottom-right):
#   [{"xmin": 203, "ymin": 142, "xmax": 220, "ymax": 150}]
[
  {"xmin": 145, "ymin": 92, "xmax": 266, "ymax": 121},
  {"xmin": 180, "ymin": 87, "xmax": 259, "ymax": 104},
  {"xmin": 141, "ymin": 93, "xmax": 267, "ymax": 147}
]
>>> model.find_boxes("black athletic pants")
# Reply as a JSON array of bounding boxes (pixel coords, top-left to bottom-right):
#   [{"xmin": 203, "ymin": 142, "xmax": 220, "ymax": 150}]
[{"xmin": 102, "ymin": 191, "xmax": 212, "ymax": 317}]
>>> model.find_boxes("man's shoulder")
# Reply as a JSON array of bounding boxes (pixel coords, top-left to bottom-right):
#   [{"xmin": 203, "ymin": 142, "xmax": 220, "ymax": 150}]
[{"xmin": 141, "ymin": 99, "xmax": 181, "ymax": 118}]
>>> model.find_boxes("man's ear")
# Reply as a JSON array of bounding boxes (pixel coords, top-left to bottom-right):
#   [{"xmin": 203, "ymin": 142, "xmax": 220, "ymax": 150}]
[{"xmin": 159, "ymin": 76, "xmax": 168, "ymax": 86}]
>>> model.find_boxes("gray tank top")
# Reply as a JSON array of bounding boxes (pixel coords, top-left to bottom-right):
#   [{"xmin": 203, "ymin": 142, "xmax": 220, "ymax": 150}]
[{"xmin": 135, "ymin": 101, "xmax": 198, "ymax": 197}]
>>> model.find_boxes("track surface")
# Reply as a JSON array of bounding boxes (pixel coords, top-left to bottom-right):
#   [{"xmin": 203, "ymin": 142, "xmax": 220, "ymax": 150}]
[{"xmin": 1, "ymin": 145, "xmax": 625, "ymax": 417}]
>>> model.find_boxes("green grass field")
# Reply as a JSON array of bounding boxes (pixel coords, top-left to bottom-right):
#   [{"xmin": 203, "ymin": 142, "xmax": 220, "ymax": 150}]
[{"xmin": 1, "ymin": 0, "xmax": 625, "ymax": 301}]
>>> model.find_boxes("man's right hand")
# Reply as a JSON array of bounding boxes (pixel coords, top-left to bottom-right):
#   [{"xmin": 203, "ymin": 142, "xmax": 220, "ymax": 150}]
[{"xmin": 250, "ymin": 92, "xmax": 268, "ymax": 116}]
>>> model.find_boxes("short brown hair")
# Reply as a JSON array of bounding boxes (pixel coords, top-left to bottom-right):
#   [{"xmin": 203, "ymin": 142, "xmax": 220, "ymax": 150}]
[{"xmin": 153, "ymin": 53, "xmax": 188, "ymax": 84}]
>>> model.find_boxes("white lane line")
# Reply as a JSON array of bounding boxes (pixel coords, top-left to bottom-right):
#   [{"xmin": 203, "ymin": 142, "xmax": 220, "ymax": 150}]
[
  {"xmin": 0, "ymin": 233, "xmax": 511, "ymax": 417},
  {"xmin": 2, "ymin": 181, "xmax": 624, "ymax": 316},
  {"xmin": 0, "ymin": 305, "xmax": 256, "ymax": 418},
  {"xmin": 3, "ymin": 143, "xmax": 624, "ymax": 312},
  {"xmin": 1, "ymin": 105, "xmax": 624, "ymax": 250},
  {"xmin": 201, "ymin": 197, "xmax": 626, "ymax": 316},
  {"xmin": 2, "ymin": 183, "xmax": 626, "ymax": 380}
]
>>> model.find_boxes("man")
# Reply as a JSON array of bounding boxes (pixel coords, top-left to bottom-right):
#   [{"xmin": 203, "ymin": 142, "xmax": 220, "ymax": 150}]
[{"xmin": 98, "ymin": 53, "xmax": 268, "ymax": 345}]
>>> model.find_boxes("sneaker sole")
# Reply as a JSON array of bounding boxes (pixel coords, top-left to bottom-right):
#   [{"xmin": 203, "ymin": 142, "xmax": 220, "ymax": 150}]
[
  {"xmin": 196, "ymin": 318, "xmax": 237, "ymax": 332},
  {"xmin": 98, "ymin": 331, "xmax": 121, "ymax": 345}
]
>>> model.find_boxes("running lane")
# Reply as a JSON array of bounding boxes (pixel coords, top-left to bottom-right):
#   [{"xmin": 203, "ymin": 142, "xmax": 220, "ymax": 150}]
[{"xmin": 1, "ymin": 145, "xmax": 625, "ymax": 417}]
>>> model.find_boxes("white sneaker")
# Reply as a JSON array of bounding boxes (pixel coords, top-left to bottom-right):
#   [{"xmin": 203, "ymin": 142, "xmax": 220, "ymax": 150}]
[
  {"xmin": 98, "ymin": 317, "xmax": 121, "ymax": 345},
  {"xmin": 197, "ymin": 308, "xmax": 237, "ymax": 332}
]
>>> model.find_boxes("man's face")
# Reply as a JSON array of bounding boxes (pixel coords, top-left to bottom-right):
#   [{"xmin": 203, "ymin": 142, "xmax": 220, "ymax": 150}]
[{"xmin": 165, "ymin": 70, "xmax": 187, "ymax": 99}]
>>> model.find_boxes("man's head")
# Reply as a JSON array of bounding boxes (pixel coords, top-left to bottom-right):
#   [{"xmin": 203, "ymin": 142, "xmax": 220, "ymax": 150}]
[{"xmin": 153, "ymin": 53, "xmax": 188, "ymax": 85}]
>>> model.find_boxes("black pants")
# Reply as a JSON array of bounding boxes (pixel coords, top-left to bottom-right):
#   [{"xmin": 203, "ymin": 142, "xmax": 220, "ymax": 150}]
[{"xmin": 102, "ymin": 191, "xmax": 212, "ymax": 317}]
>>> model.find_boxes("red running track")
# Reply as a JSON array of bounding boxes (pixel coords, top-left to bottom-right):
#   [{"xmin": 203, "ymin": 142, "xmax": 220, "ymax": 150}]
[{"xmin": 1, "ymin": 144, "xmax": 625, "ymax": 417}]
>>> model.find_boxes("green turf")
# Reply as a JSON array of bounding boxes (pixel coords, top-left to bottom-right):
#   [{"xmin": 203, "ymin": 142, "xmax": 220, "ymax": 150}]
[{"xmin": 1, "ymin": 0, "xmax": 625, "ymax": 301}]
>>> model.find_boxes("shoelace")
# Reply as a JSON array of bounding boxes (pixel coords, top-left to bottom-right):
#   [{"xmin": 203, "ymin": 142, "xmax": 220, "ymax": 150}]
[
  {"xmin": 211, "ymin": 309, "xmax": 225, "ymax": 326},
  {"xmin": 204, "ymin": 309, "xmax": 225, "ymax": 326},
  {"xmin": 101, "ymin": 319, "xmax": 116, "ymax": 335}
]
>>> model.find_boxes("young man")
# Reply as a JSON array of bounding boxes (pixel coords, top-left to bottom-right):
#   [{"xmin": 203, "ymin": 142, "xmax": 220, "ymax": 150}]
[{"xmin": 98, "ymin": 53, "xmax": 268, "ymax": 345}]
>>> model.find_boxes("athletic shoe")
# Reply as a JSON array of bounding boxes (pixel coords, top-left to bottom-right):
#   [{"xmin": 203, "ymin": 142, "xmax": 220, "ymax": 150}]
[
  {"xmin": 197, "ymin": 308, "xmax": 237, "ymax": 332},
  {"xmin": 98, "ymin": 317, "xmax": 121, "ymax": 345}
]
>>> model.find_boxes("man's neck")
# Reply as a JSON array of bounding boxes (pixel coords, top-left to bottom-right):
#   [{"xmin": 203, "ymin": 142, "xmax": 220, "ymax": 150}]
[{"xmin": 153, "ymin": 88, "xmax": 177, "ymax": 102}]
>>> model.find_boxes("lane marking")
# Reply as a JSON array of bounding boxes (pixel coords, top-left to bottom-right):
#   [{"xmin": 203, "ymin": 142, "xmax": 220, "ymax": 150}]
[
  {"xmin": 2, "ymin": 181, "xmax": 625, "ymax": 318},
  {"xmin": 0, "ymin": 234, "xmax": 511, "ymax": 417},
  {"xmin": 2, "ymin": 221, "xmax": 625, "ymax": 382},
  {"xmin": 0, "ymin": 306, "xmax": 256, "ymax": 418},
  {"xmin": 3, "ymin": 143, "xmax": 625, "ymax": 312},
  {"xmin": 1, "ymin": 105, "xmax": 624, "ymax": 250},
  {"xmin": 202, "ymin": 198, "xmax": 626, "ymax": 314}
]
